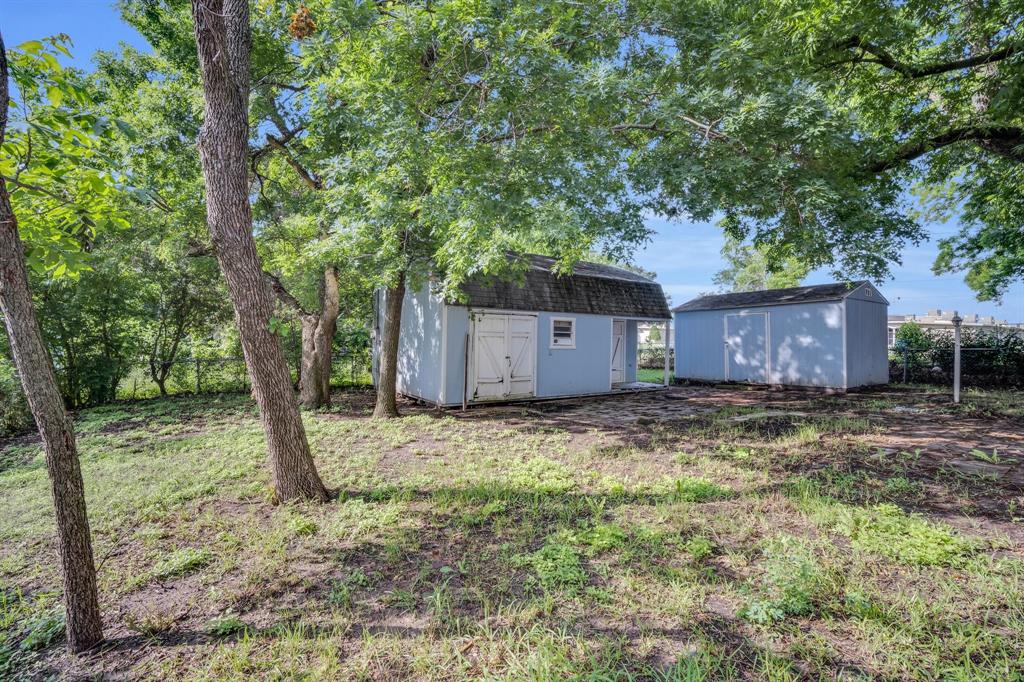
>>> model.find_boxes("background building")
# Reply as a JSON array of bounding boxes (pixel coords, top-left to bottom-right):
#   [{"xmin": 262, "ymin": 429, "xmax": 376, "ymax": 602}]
[{"xmin": 887, "ymin": 311, "xmax": 1024, "ymax": 347}]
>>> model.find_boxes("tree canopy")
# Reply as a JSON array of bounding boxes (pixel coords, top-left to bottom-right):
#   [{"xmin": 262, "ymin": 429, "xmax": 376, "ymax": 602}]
[{"xmin": 618, "ymin": 0, "xmax": 1022, "ymax": 299}]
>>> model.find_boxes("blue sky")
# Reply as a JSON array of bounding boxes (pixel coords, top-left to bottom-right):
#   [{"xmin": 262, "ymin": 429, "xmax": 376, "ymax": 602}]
[{"xmin": 5, "ymin": 0, "xmax": 1022, "ymax": 321}]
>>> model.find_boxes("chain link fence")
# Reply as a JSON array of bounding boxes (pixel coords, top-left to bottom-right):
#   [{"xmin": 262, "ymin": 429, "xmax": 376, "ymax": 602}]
[{"xmin": 890, "ymin": 346, "xmax": 1024, "ymax": 388}]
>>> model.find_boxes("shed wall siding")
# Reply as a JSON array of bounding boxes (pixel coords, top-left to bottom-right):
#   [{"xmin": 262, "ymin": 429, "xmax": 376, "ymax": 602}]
[
  {"xmin": 442, "ymin": 305, "xmax": 471, "ymax": 406},
  {"xmin": 844, "ymin": 298, "xmax": 889, "ymax": 386},
  {"xmin": 675, "ymin": 302, "xmax": 847, "ymax": 388},
  {"xmin": 394, "ymin": 284, "xmax": 444, "ymax": 403},
  {"xmin": 535, "ymin": 312, "xmax": 613, "ymax": 398}
]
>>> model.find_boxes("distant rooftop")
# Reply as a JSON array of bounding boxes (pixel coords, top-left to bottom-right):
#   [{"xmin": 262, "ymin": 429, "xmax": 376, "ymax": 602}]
[
  {"xmin": 889, "ymin": 311, "xmax": 1023, "ymax": 328},
  {"xmin": 673, "ymin": 281, "xmax": 875, "ymax": 313}
]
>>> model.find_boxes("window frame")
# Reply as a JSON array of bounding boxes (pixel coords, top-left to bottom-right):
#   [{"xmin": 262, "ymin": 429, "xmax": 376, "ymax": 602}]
[{"xmin": 550, "ymin": 316, "xmax": 576, "ymax": 349}]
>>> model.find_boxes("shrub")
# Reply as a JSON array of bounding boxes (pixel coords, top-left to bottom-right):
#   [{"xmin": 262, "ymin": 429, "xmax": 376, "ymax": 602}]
[{"xmin": 0, "ymin": 359, "xmax": 31, "ymax": 437}]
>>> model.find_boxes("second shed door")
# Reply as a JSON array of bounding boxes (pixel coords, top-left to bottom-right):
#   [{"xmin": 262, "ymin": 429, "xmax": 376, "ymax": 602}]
[
  {"xmin": 725, "ymin": 313, "xmax": 769, "ymax": 383},
  {"xmin": 473, "ymin": 313, "xmax": 536, "ymax": 401}
]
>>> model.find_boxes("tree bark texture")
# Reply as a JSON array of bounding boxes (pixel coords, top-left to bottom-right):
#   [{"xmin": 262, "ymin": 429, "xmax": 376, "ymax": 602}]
[
  {"xmin": 191, "ymin": 0, "xmax": 328, "ymax": 502},
  {"xmin": 373, "ymin": 271, "xmax": 406, "ymax": 419},
  {"xmin": 0, "ymin": 31, "xmax": 104, "ymax": 652},
  {"xmin": 298, "ymin": 266, "xmax": 340, "ymax": 409}
]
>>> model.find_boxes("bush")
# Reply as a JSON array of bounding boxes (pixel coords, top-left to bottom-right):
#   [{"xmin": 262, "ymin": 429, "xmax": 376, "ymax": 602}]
[
  {"xmin": 890, "ymin": 327, "xmax": 1024, "ymax": 387},
  {"xmin": 0, "ymin": 358, "xmax": 32, "ymax": 437}
]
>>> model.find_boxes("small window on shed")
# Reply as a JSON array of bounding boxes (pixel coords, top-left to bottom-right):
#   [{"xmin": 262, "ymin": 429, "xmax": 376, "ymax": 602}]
[{"xmin": 551, "ymin": 318, "xmax": 575, "ymax": 349}]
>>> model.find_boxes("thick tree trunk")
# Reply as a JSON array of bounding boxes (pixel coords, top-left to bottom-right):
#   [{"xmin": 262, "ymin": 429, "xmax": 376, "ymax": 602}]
[
  {"xmin": 317, "ymin": 266, "xmax": 340, "ymax": 403},
  {"xmin": 192, "ymin": 0, "xmax": 328, "ymax": 502},
  {"xmin": 297, "ymin": 267, "xmax": 340, "ymax": 409},
  {"xmin": 0, "ymin": 32, "xmax": 103, "ymax": 652},
  {"xmin": 373, "ymin": 272, "xmax": 405, "ymax": 419},
  {"xmin": 298, "ymin": 313, "xmax": 324, "ymax": 408}
]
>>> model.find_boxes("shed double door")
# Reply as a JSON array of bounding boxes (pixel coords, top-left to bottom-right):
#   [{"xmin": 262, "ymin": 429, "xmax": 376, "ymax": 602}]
[
  {"xmin": 725, "ymin": 313, "xmax": 769, "ymax": 383},
  {"xmin": 472, "ymin": 313, "xmax": 536, "ymax": 401}
]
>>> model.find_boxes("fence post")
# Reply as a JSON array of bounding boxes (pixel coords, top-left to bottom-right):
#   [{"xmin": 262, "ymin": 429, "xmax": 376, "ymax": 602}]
[
  {"xmin": 195, "ymin": 358, "xmax": 201, "ymax": 394},
  {"xmin": 902, "ymin": 348, "xmax": 908, "ymax": 383},
  {"xmin": 952, "ymin": 313, "xmax": 962, "ymax": 404}
]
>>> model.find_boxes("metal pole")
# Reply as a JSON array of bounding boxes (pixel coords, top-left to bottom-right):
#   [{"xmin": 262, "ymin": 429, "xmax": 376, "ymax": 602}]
[
  {"xmin": 952, "ymin": 312, "xmax": 962, "ymax": 403},
  {"xmin": 663, "ymin": 320, "xmax": 670, "ymax": 386}
]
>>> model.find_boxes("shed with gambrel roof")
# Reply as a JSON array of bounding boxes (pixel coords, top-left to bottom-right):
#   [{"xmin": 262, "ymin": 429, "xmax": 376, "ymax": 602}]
[{"xmin": 372, "ymin": 254, "xmax": 671, "ymax": 406}]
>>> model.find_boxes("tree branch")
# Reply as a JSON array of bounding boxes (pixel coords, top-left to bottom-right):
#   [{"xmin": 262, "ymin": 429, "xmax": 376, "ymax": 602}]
[
  {"xmin": 868, "ymin": 125, "xmax": 1024, "ymax": 172},
  {"xmin": 263, "ymin": 132, "xmax": 323, "ymax": 190},
  {"xmin": 263, "ymin": 271, "xmax": 311, "ymax": 316},
  {"xmin": 830, "ymin": 36, "xmax": 1020, "ymax": 78}
]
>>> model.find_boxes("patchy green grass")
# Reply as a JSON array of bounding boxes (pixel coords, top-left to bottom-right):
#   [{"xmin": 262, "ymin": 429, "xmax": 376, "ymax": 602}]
[{"xmin": 1, "ymin": 386, "xmax": 1023, "ymax": 680}]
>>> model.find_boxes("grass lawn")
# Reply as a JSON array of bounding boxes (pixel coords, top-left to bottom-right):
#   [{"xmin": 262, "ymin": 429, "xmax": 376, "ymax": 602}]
[{"xmin": 2, "ymin": 385, "xmax": 1023, "ymax": 679}]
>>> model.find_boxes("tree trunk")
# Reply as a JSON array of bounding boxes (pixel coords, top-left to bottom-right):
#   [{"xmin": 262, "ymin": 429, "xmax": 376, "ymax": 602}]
[
  {"xmin": 0, "ymin": 32, "xmax": 104, "ymax": 652},
  {"xmin": 191, "ymin": 0, "xmax": 328, "ymax": 502},
  {"xmin": 373, "ymin": 272, "xmax": 405, "ymax": 419},
  {"xmin": 297, "ymin": 313, "xmax": 324, "ymax": 409},
  {"xmin": 317, "ymin": 266, "xmax": 340, "ymax": 404},
  {"xmin": 297, "ymin": 266, "xmax": 340, "ymax": 410}
]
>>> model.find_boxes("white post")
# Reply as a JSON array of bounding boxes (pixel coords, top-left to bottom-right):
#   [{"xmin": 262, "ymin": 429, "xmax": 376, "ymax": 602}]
[
  {"xmin": 952, "ymin": 312, "xmax": 962, "ymax": 404},
  {"xmin": 663, "ymin": 320, "xmax": 670, "ymax": 386}
]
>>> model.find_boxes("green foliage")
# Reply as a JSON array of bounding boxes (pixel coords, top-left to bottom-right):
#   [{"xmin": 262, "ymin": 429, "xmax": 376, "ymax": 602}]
[
  {"xmin": 3, "ymin": 36, "xmax": 129, "ymax": 276},
  {"xmin": 572, "ymin": 523, "xmax": 627, "ymax": 554},
  {"xmin": 624, "ymin": 0, "xmax": 1022, "ymax": 297},
  {"xmin": 713, "ymin": 235, "xmax": 810, "ymax": 292},
  {"xmin": 505, "ymin": 457, "xmax": 576, "ymax": 494},
  {"xmin": 204, "ymin": 614, "xmax": 246, "ymax": 637},
  {"xmin": 894, "ymin": 322, "xmax": 931, "ymax": 350},
  {"xmin": 0, "ymin": 358, "xmax": 31, "ymax": 437},
  {"xmin": 518, "ymin": 534, "xmax": 588, "ymax": 593},
  {"xmin": 18, "ymin": 613, "xmax": 64, "ymax": 651},
  {"xmin": 671, "ymin": 476, "xmax": 731, "ymax": 503},
  {"xmin": 837, "ymin": 504, "xmax": 978, "ymax": 567},
  {"xmin": 297, "ymin": 0, "xmax": 651, "ymax": 295},
  {"xmin": 151, "ymin": 547, "xmax": 213, "ymax": 580},
  {"xmin": 682, "ymin": 536, "xmax": 715, "ymax": 561},
  {"xmin": 741, "ymin": 536, "xmax": 825, "ymax": 625}
]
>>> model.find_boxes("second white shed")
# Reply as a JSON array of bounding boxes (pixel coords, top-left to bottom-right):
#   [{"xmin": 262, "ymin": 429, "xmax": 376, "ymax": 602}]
[{"xmin": 673, "ymin": 281, "xmax": 889, "ymax": 390}]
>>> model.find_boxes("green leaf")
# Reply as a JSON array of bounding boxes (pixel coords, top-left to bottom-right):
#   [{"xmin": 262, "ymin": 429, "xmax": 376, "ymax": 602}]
[
  {"xmin": 47, "ymin": 86, "xmax": 64, "ymax": 108},
  {"xmin": 17, "ymin": 40, "xmax": 44, "ymax": 54}
]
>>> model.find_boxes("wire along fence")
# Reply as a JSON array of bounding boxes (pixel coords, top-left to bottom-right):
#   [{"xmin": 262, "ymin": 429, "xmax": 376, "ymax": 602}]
[{"xmin": 116, "ymin": 349, "xmax": 373, "ymax": 401}]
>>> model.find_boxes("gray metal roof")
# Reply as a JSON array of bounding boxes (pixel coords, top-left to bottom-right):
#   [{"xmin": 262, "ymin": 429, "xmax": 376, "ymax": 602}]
[
  {"xmin": 453, "ymin": 254, "xmax": 671, "ymax": 319},
  {"xmin": 673, "ymin": 281, "xmax": 872, "ymax": 312}
]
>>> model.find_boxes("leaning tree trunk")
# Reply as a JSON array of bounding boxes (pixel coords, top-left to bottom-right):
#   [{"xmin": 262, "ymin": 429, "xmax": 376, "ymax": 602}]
[
  {"xmin": 373, "ymin": 271, "xmax": 405, "ymax": 419},
  {"xmin": 0, "ymin": 32, "xmax": 103, "ymax": 652},
  {"xmin": 192, "ymin": 0, "xmax": 328, "ymax": 502}
]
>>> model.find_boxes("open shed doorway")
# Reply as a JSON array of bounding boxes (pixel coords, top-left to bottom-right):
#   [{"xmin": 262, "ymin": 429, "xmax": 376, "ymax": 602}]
[{"xmin": 610, "ymin": 319, "xmax": 626, "ymax": 386}]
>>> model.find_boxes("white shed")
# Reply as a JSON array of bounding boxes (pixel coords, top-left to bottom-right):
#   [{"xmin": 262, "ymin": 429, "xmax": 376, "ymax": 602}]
[{"xmin": 673, "ymin": 281, "xmax": 889, "ymax": 390}]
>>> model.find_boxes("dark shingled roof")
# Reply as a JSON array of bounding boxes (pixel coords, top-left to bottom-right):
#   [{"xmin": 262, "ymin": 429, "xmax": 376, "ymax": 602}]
[
  {"xmin": 453, "ymin": 254, "xmax": 670, "ymax": 319},
  {"xmin": 673, "ymin": 281, "xmax": 870, "ymax": 312}
]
